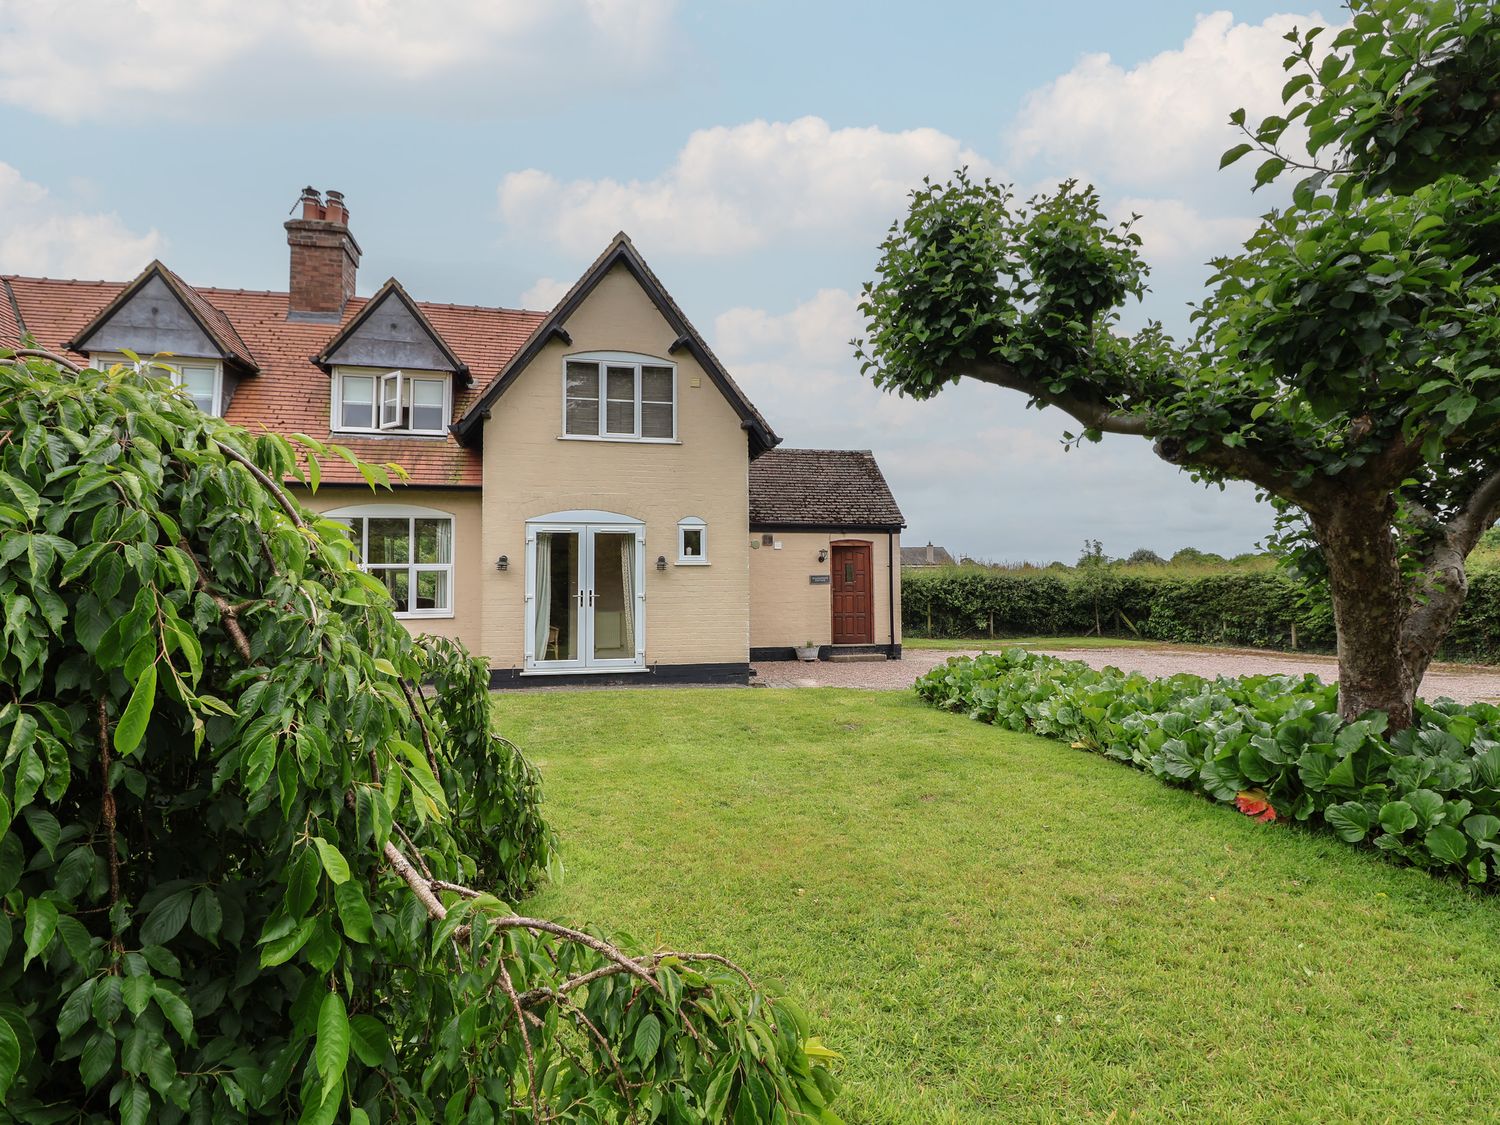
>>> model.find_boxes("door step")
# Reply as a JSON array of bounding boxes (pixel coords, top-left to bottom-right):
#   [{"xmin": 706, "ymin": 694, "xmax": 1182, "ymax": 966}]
[{"xmin": 826, "ymin": 651, "xmax": 887, "ymax": 663}]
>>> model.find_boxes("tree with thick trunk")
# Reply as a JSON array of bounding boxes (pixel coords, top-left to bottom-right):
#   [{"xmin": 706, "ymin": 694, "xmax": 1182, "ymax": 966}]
[{"xmin": 857, "ymin": 0, "xmax": 1500, "ymax": 729}]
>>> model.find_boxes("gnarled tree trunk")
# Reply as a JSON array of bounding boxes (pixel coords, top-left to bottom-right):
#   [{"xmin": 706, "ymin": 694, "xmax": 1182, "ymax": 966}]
[{"xmin": 1312, "ymin": 498, "xmax": 1418, "ymax": 729}]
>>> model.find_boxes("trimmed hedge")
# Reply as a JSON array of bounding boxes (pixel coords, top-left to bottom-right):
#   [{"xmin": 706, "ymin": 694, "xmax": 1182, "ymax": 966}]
[
  {"xmin": 916, "ymin": 650, "xmax": 1500, "ymax": 883},
  {"xmin": 902, "ymin": 567, "xmax": 1500, "ymax": 661}
]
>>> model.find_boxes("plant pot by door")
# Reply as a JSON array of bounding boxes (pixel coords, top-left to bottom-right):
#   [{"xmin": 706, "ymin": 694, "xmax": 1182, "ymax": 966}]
[{"xmin": 794, "ymin": 645, "xmax": 819, "ymax": 662}]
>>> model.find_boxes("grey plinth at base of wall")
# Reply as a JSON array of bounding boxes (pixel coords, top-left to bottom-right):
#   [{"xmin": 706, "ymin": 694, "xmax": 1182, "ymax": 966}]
[{"xmin": 489, "ymin": 663, "xmax": 750, "ymax": 690}]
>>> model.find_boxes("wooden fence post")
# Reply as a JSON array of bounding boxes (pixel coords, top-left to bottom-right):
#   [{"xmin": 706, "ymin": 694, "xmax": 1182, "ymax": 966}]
[{"xmin": 1290, "ymin": 621, "xmax": 1298, "ymax": 650}]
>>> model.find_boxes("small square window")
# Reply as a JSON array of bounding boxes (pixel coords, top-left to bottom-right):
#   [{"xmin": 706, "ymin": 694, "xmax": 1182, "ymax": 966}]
[{"xmin": 678, "ymin": 518, "xmax": 708, "ymax": 564}]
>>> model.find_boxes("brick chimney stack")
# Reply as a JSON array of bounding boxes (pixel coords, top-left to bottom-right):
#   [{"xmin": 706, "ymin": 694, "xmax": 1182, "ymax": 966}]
[{"xmin": 285, "ymin": 186, "xmax": 361, "ymax": 321}]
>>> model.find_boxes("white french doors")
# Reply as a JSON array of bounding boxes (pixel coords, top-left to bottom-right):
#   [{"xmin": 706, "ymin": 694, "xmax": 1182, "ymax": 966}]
[{"xmin": 525, "ymin": 513, "xmax": 646, "ymax": 673}]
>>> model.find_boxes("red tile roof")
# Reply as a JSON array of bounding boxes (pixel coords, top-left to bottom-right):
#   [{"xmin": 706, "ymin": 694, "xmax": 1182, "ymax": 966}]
[{"xmin": 2, "ymin": 275, "xmax": 545, "ymax": 487}]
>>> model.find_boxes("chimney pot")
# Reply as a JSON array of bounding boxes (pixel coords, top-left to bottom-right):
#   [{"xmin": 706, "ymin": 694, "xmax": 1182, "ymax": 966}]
[
  {"xmin": 926, "ymin": 542, "xmax": 934, "ymax": 564},
  {"xmin": 299, "ymin": 186, "xmax": 324, "ymax": 221},
  {"xmin": 323, "ymin": 189, "xmax": 346, "ymax": 226}
]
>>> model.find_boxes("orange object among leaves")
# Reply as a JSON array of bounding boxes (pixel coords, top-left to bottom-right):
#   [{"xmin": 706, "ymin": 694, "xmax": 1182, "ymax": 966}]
[{"xmin": 1235, "ymin": 789, "xmax": 1277, "ymax": 823}]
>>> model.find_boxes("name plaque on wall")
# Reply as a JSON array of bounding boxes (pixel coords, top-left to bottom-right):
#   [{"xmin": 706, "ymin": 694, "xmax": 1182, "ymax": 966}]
[{"xmin": 809, "ymin": 575, "xmax": 831, "ymax": 585}]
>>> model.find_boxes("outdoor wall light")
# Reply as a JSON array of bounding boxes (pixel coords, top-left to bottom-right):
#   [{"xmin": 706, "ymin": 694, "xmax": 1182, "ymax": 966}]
[
  {"xmin": 818, "ymin": 548, "xmax": 828, "ymax": 563},
  {"xmin": 496, "ymin": 555, "xmax": 508, "ymax": 571},
  {"xmin": 656, "ymin": 554, "xmax": 667, "ymax": 571}
]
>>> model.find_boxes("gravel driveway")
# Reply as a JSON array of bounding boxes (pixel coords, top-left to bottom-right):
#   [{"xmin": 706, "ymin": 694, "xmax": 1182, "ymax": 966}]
[{"xmin": 751, "ymin": 646, "xmax": 1500, "ymax": 705}]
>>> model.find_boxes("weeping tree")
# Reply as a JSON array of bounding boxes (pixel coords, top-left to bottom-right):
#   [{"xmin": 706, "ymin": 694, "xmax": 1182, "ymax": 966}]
[
  {"xmin": 0, "ymin": 350, "xmax": 840, "ymax": 1122},
  {"xmin": 857, "ymin": 0, "xmax": 1500, "ymax": 729}
]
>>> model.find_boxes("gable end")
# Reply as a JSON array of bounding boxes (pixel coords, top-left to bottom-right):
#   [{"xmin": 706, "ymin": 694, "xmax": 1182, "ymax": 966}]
[
  {"xmin": 453, "ymin": 234, "xmax": 778, "ymax": 455},
  {"xmin": 313, "ymin": 278, "xmax": 470, "ymax": 382}
]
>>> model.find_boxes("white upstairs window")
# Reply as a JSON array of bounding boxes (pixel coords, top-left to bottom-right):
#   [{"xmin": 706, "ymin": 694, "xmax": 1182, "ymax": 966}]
[
  {"xmin": 335, "ymin": 367, "xmax": 449, "ymax": 435},
  {"xmin": 562, "ymin": 353, "xmax": 676, "ymax": 442},
  {"xmin": 92, "ymin": 354, "xmax": 224, "ymax": 415}
]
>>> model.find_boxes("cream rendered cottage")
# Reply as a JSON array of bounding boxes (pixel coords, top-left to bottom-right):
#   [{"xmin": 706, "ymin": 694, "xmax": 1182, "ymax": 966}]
[{"xmin": 1, "ymin": 188, "xmax": 905, "ymax": 685}]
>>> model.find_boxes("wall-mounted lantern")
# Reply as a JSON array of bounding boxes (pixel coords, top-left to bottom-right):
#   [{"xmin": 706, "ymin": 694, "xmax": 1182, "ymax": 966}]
[
  {"xmin": 496, "ymin": 555, "xmax": 509, "ymax": 571},
  {"xmin": 818, "ymin": 548, "xmax": 829, "ymax": 563},
  {"xmin": 656, "ymin": 554, "xmax": 667, "ymax": 571}
]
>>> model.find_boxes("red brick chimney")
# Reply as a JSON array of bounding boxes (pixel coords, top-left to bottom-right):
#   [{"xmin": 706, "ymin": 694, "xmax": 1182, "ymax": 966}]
[{"xmin": 284, "ymin": 186, "xmax": 361, "ymax": 321}]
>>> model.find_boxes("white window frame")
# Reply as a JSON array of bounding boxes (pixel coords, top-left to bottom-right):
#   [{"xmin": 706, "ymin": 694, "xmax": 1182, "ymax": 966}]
[
  {"xmin": 324, "ymin": 503, "xmax": 455, "ymax": 620},
  {"xmin": 676, "ymin": 516, "xmax": 708, "ymax": 565},
  {"xmin": 92, "ymin": 353, "xmax": 224, "ymax": 416},
  {"xmin": 331, "ymin": 366, "xmax": 450, "ymax": 436},
  {"xmin": 560, "ymin": 352, "xmax": 678, "ymax": 443}
]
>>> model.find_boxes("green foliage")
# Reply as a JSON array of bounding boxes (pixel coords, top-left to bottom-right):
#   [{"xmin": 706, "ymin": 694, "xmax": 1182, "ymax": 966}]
[
  {"xmin": 853, "ymin": 173, "xmax": 1169, "ymax": 428},
  {"xmin": 901, "ymin": 566, "xmax": 1337, "ymax": 651},
  {"xmin": 916, "ymin": 649, "xmax": 1500, "ymax": 882},
  {"xmin": 0, "ymin": 354, "xmax": 838, "ymax": 1122},
  {"xmin": 1235, "ymin": 1, "xmax": 1500, "ymax": 197}
]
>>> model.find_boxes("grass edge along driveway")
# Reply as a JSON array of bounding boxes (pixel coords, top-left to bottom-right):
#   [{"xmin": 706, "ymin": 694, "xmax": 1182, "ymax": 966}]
[{"xmin": 503, "ymin": 687, "xmax": 1500, "ymax": 1123}]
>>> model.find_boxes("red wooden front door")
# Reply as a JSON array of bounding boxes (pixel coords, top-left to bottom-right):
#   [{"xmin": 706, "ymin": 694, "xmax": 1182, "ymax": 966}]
[{"xmin": 830, "ymin": 542, "xmax": 873, "ymax": 644}]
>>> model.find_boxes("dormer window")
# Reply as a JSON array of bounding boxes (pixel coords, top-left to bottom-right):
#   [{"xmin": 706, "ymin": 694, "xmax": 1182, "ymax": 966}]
[
  {"xmin": 333, "ymin": 367, "xmax": 449, "ymax": 435},
  {"xmin": 562, "ymin": 353, "xmax": 676, "ymax": 442},
  {"xmin": 92, "ymin": 354, "xmax": 223, "ymax": 415}
]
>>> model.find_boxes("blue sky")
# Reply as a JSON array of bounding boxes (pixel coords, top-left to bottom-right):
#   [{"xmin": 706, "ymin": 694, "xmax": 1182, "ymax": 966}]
[{"xmin": 0, "ymin": 1, "xmax": 1330, "ymax": 562}]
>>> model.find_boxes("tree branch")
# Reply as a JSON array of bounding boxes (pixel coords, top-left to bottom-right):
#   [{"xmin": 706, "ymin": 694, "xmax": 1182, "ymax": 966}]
[
  {"xmin": 94, "ymin": 699, "xmax": 122, "ymax": 926},
  {"xmin": 1449, "ymin": 463, "xmax": 1500, "ymax": 556},
  {"xmin": 966, "ymin": 361, "xmax": 1154, "ymax": 436},
  {"xmin": 493, "ymin": 953, "xmax": 544, "ymax": 1122},
  {"xmin": 0, "ymin": 348, "xmax": 83, "ymax": 372},
  {"xmin": 178, "ymin": 539, "xmax": 254, "ymax": 664},
  {"xmin": 213, "ymin": 440, "xmax": 306, "ymax": 529},
  {"xmin": 964, "ymin": 359, "xmax": 1326, "ymax": 502}
]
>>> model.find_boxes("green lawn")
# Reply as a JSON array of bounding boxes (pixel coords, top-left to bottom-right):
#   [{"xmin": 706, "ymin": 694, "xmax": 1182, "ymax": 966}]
[{"xmin": 501, "ymin": 688, "xmax": 1500, "ymax": 1123}]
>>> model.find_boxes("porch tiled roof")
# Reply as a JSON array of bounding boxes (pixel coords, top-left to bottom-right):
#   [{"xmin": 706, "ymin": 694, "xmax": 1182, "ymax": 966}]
[
  {"xmin": 2, "ymin": 275, "xmax": 545, "ymax": 487},
  {"xmin": 749, "ymin": 447, "xmax": 905, "ymax": 529}
]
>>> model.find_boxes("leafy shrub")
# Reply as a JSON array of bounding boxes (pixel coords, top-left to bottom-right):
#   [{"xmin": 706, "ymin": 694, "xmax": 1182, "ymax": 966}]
[
  {"xmin": 0, "ymin": 353, "xmax": 839, "ymax": 1121},
  {"xmin": 916, "ymin": 650, "xmax": 1500, "ymax": 883}
]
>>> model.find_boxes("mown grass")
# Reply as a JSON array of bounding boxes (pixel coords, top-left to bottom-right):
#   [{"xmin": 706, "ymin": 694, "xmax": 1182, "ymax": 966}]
[{"xmin": 503, "ymin": 688, "xmax": 1500, "ymax": 1123}]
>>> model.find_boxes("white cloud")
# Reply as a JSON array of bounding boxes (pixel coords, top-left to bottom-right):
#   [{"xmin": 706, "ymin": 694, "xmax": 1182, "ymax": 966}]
[
  {"xmin": 519, "ymin": 276, "xmax": 572, "ymax": 310},
  {"xmin": 0, "ymin": 0, "xmax": 679, "ymax": 121},
  {"xmin": 1117, "ymin": 196, "xmax": 1260, "ymax": 264},
  {"xmin": 1009, "ymin": 10, "xmax": 1333, "ymax": 190},
  {"xmin": 499, "ymin": 116, "xmax": 1004, "ymax": 255},
  {"xmin": 0, "ymin": 163, "xmax": 162, "ymax": 278}
]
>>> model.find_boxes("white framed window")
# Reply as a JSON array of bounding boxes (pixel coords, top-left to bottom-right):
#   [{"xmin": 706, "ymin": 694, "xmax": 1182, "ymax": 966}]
[
  {"xmin": 333, "ymin": 367, "xmax": 449, "ymax": 435},
  {"xmin": 92, "ymin": 353, "xmax": 223, "ymax": 415},
  {"xmin": 325, "ymin": 504, "xmax": 454, "ymax": 619},
  {"xmin": 677, "ymin": 516, "xmax": 707, "ymax": 564},
  {"xmin": 562, "ymin": 352, "xmax": 676, "ymax": 442}
]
